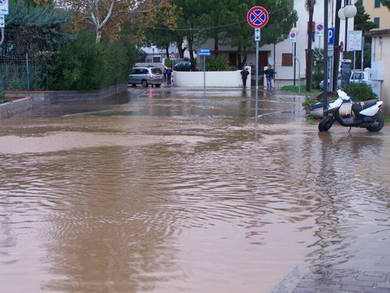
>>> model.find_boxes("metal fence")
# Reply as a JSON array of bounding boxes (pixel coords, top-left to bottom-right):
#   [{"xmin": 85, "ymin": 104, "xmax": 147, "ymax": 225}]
[{"xmin": 0, "ymin": 53, "xmax": 50, "ymax": 90}]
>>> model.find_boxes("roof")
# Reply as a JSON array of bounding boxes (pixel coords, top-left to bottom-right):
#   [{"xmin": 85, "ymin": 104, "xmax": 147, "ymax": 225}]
[{"xmin": 367, "ymin": 29, "xmax": 390, "ymax": 37}]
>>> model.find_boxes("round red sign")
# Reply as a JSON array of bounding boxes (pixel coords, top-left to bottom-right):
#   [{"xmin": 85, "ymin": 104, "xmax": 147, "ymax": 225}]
[{"xmin": 246, "ymin": 6, "xmax": 270, "ymax": 29}]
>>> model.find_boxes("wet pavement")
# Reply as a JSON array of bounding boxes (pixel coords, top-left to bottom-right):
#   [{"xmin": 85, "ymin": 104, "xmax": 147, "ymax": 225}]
[{"xmin": 0, "ymin": 87, "xmax": 390, "ymax": 293}]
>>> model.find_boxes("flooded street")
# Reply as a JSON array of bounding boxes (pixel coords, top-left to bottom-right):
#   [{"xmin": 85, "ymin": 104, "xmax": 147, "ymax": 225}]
[{"xmin": 1, "ymin": 88, "xmax": 390, "ymax": 292}]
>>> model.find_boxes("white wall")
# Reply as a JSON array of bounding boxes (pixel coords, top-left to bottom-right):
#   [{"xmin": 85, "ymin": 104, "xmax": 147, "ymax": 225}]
[
  {"xmin": 174, "ymin": 70, "xmax": 250, "ymax": 88},
  {"xmin": 372, "ymin": 34, "xmax": 390, "ymax": 114}
]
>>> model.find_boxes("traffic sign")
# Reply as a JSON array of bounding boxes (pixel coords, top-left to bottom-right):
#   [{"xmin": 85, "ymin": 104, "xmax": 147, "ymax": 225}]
[
  {"xmin": 316, "ymin": 24, "xmax": 324, "ymax": 35},
  {"xmin": 328, "ymin": 28, "xmax": 335, "ymax": 45},
  {"xmin": 347, "ymin": 30, "xmax": 363, "ymax": 51},
  {"xmin": 246, "ymin": 6, "xmax": 270, "ymax": 29},
  {"xmin": 289, "ymin": 31, "xmax": 297, "ymax": 43},
  {"xmin": 198, "ymin": 48, "xmax": 211, "ymax": 56},
  {"xmin": 255, "ymin": 29, "xmax": 261, "ymax": 42},
  {"xmin": 0, "ymin": 0, "xmax": 8, "ymax": 15}
]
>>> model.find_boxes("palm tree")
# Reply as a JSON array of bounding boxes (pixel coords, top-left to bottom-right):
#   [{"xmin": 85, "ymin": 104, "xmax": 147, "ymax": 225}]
[{"xmin": 306, "ymin": 0, "xmax": 316, "ymax": 91}]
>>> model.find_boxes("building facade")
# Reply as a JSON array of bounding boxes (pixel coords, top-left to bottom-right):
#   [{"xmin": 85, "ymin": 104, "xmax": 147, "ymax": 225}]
[
  {"xmin": 370, "ymin": 29, "xmax": 390, "ymax": 114},
  {"xmin": 363, "ymin": 0, "xmax": 390, "ymax": 29}
]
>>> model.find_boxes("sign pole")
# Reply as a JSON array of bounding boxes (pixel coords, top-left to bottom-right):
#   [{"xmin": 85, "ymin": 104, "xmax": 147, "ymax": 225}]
[
  {"xmin": 203, "ymin": 55, "xmax": 206, "ymax": 95},
  {"xmin": 293, "ymin": 42, "xmax": 297, "ymax": 86},
  {"xmin": 246, "ymin": 5, "xmax": 270, "ymax": 123},
  {"xmin": 255, "ymin": 38, "xmax": 259, "ymax": 122},
  {"xmin": 361, "ymin": 36, "xmax": 364, "ymax": 70}
]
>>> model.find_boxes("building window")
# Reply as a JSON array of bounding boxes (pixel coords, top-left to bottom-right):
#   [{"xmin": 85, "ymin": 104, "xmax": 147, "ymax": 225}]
[
  {"xmin": 374, "ymin": 17, "xmax": 380, "ymax": 28},
  {"xmin": 375, "ymin": 0, "xmax": 381, "ymax": 8},
  {"xmin": 282, "ymin": 53, "xmax": 293, "ymax": 67}
]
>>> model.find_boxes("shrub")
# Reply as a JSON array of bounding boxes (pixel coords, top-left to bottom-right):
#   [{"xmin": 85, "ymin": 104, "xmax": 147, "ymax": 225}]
[
  {"xmin": 48, "ymin": 32, "xmax": 133, "ymax": 91},
  {"xmin": 343, "ymin": 83, "xmax": 377, "ymax": 101},
  {"xmin": 206, "ymin": 55, "xmax": 230, "ymax": 71}
]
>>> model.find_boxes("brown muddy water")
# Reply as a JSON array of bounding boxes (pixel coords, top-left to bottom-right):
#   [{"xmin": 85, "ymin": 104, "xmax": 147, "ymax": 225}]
[{"xmin": 0, "ymin": 88, "xmax": 390, "ymax": 293}]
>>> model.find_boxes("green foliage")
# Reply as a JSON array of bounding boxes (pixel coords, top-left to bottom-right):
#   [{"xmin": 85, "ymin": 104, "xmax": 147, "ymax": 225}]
[
  {"xmin": 206, "ymin": 55, "xmax": 230, "ymax": 71},
  {"xmin": 0, "ymin": 88, "xmax": 7, "ymax": 104},
  {"xmin": 302, "ymin": 97, "xmax": 318, "ymax": 108},
  {"xmin": 48, "ymin": 32, "xmax": 133, "ymax": 91},
  {"xmin": 5, "ymin": 0, "xmax": 70, "ymax": 54},
  {"xmin": 355, "ymin": 0, "xmax": 376, "ymax": 32},
  {"xmin": 344, "ymin": 83, "xmax": 377, "ymax": 101},
  {"xmin": 381, "ymin": 0, "xmax": 390, "ymax": 9},
  {"xmin": 312, "ymin": 48, "xmax": 324, "ymax": 89},
  {"xmin": 164, "ymin": 58, "xmax": 173, "ymax": 68}
]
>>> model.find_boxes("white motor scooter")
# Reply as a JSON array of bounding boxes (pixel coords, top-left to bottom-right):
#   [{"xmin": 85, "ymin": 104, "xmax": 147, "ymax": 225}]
[{"xmin": 319, "ymin": 90, "xmax": 384, "ymax": 132}]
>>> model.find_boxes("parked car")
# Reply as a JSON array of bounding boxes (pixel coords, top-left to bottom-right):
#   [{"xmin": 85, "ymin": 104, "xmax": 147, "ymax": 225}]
[
  {"xmin": 173, "ymin": 60, "xmax": 192, "ymax": 71},
  {"xmin": 320, "ymin": 70, "xmax": 371, "ymax": 90},
  {"xmin": 128, "ymin": 67, "xmax": 163, "ymax": 87}
]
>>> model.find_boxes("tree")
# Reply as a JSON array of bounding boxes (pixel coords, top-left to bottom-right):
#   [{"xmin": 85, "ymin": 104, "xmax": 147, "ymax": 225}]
[
  {"xmin": 380, "ymin": 0, "xmax": 390, "ymax": 9},
  {"xmin": 61, "ymin": 0, "xmax": 139, "ymax": 42},
  {"xmin": 306, "ymin": 0, "xmax": 316, "ymax": 92},
  {"xmin": 228, "ymin": 0, "xmax": 297, "ymax": 68},
  {"xmin": 351, "ymin": 0, "xmax": 376, "ymax": 68},
  {"xmin": 5, "ymin": 0, "xmax": 70, "ymax": 54},
  {"xmin": 136, "ymin": 0, "xmax": 178, "ymax": 58},
  {"xmin": 355, "ymin": 0, "xmax": 376, "ymax": 32}
]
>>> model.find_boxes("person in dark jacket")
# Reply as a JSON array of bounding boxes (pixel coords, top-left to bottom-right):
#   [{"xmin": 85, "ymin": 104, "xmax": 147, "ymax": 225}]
[
  {"xmin": 264, "ymin": 66, "xmax": 275, "ymax": 91},
  {"xmin": 241, "ymin": 68, "xmax": 250, "ymax": 88}
]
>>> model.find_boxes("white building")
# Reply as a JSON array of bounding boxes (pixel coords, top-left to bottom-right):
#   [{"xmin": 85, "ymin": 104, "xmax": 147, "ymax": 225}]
[{"xmin": 201, "ymin": 0, "xmax": 354, "ymax": 83}]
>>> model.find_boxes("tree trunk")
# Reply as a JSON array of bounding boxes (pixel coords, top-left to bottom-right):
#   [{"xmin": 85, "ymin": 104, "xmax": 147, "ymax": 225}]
[
  {"xmin": 188, "ymin": 35, "xmax": 195, "ymax": 70},
  {"xmin": 306, "ymin": 1, "xmax": 315, "ymax": 92},
  {"xmin": 214, "ymin": 35, "xmax": 219, "ymax": 55},
  {"xmin": 165, "ymin": 46, "xmax": 170, "ymax": 59},
  {"xmin": 96, "ymin": 29, "xmax": 102, "ymax": 43},
  {"xmin": 177, "ymin": 38, "xmax": 184, "ymax": 58}
]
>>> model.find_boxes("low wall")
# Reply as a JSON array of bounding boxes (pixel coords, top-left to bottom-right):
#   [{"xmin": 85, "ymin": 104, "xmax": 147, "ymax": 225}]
[
  {"xmin": 1, "ymin": 84, "xmax": 128, "ymax": 120},
  {"xmin": 174, "ymin": 71, "xmax": 250, "ymax": 88},
  {"xmin": 0, "ymin": 98, "xmax": 33, "ymax": 119},
  {"xmin": 5, "ymin": 84, "xmax": 128, "ymax": 104}
]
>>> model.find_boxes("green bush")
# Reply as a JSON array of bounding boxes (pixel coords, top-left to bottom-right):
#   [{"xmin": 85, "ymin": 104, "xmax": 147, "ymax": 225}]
[
  {"xmin": 164, "ymin": 58, "xmax": 173, "ymax": 68},
  {"xmin": 0, "ymin": 88, "xmax": 7, "ymax": 104},
  {"xmin": 343, "ymin": 83, "xmax": 377, "ymax": 101},
  {"xmin": 48, "ymin": 32, "xmax": 133, "ymax": 91},
  {"xmin": 206, "ymin": 55, "xmax": 230, "ymax": 71}
]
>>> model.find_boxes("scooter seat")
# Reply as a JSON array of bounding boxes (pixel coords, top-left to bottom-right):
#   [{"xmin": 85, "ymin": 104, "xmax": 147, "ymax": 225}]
[{"xmin": 352, "ymin": 100, "xmax": 378, "ymax": 115}]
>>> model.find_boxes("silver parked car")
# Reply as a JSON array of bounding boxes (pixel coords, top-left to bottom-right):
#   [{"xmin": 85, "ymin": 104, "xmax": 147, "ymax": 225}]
[{"xmin": 128, "ymin": 67, "xmax": 163, "ymax": 88}]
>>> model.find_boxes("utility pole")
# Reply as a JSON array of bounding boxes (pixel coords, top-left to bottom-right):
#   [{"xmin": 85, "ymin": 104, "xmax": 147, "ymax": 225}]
[
  {"xmin": 306, "ymin": 0, "xmax": 315, "ymax": 92},
  {"xmin": 333, "ymin": 0, "xmax": 342, "ymax": 92},
  {"xmin": 324, "ymin": 0, "xmax": 329, "ymax": 109}
]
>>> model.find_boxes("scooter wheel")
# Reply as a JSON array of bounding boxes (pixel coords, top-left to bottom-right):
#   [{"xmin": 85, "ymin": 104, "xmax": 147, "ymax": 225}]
[
  {"xmin": 367, "ymin": 112, "xmax": 384, "ymax": 132},
  {"xmin": 318, "ymin": 116, "xmax": 334, "ymax": 132}
]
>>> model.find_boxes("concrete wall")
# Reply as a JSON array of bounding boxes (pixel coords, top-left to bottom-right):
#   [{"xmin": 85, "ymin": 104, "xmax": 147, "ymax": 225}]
[
  {"xmin": 371, "ymin": 34, "xmax": 390, "ymax": 114},
  {"xmin": 174, "ymin": 71, "xmax": 249, "ymax": 88},
  {"xmin": 5, "ymin": 84, "xmax": 128, "ymax": 104},
  {"xmin": 1, "ymin": 84, "xmax": 128, "ymax": 120},
  {"xmin": 0, "ymin": 98, "xmax": 33, "ymax": 119}
]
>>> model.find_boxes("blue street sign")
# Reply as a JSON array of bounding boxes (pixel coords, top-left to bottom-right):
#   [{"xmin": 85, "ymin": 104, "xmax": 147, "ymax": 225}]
[
  {"xmin": 198, "ymin": 48, "xmax": 211, "ymax": 56},
  {"xmin": 328, "ymin": 28, "xmax": 335, "ymax": 45}
]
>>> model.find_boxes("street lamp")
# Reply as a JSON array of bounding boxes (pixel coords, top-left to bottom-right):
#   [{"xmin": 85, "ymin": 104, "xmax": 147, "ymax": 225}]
[{"xmin": 338, "ymin": 1, "xmax": 357, "ymax": 52}]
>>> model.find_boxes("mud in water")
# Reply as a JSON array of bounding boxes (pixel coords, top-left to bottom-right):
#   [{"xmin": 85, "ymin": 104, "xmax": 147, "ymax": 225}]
[{"xmin": 0, "ymin": 88, "xmax": 390, "ymax": 292}]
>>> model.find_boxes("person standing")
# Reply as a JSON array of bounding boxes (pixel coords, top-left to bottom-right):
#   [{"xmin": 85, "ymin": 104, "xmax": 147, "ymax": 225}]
[
  {"xmin": 166, "ymin": 67, "xmax": 173, "ymax": 86},
  {"xmin": 240, "ymin": 67, "xmax": 250, "ymax": 88},
  {"xmin": 265, "ymin": 65, "xmax": 275, "ymax": 91}
]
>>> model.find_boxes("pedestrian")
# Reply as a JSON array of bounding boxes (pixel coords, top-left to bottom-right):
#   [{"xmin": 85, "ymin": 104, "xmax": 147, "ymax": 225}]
[
  {"xmin": 265, "ymin": 65, "xmax": 275, "ymax": 91},
  {"xmin": 240, "ymin": 67, "xmax": 249, "ymax": 88},
  {"xmin": 166, "ymin": 67, "xmax": 173, "ymax": 86}
]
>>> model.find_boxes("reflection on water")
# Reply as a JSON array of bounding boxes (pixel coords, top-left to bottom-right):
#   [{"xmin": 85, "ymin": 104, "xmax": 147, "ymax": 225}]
[{"xmin": 0, "ymin": 89, "xmax": 389, "ymax": 292}]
